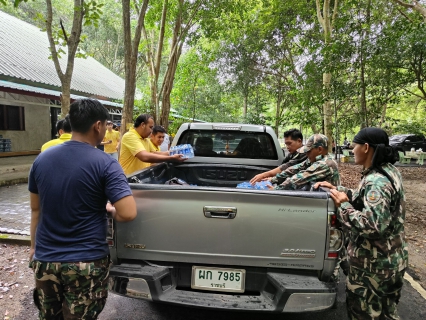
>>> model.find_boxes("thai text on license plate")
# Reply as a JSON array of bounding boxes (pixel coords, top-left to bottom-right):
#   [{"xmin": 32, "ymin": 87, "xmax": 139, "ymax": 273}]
[{"xmin": 191, "ymin": 266, "xmax": 246, "ymax": 293}]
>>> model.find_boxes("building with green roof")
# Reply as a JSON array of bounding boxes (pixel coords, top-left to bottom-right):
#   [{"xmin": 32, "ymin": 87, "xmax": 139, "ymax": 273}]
[{"xmin": 0, "ymin": 10, "xmax": 125, "ymax": 152}]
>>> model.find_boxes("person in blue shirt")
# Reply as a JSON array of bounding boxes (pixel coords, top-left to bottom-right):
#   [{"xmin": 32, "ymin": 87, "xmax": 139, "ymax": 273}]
[{"xmin": 29, "ymin": 99, "xmax": 137, "ymax": 319}]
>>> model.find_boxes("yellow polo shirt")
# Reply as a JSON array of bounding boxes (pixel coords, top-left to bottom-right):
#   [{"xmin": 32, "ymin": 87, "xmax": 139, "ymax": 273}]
[
  {"xmin": 149, "ymin": 139, "xmax": 160, "ymax": 152},
  {"xmin": 103, "ymin": 130, "xmax": 121, "ymax": 154},
  {"xmin": 41, "ymin": 133, "xmax": 72, "ymax": 152},
  {"xmin": 119, "ymin": 127, "xmax": 157, "ymax": 175}
]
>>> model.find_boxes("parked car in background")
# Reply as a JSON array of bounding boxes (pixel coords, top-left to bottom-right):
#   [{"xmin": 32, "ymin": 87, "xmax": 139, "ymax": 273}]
[{"xmin": 389, "ymin": 134, "xmax": 426, "ymax": 154}]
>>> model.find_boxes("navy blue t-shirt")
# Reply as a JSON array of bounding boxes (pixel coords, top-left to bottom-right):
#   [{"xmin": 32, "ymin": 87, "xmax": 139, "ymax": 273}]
[{"xmin": 29, "ymin": 140, "xmax": 132, "ymax": 262}]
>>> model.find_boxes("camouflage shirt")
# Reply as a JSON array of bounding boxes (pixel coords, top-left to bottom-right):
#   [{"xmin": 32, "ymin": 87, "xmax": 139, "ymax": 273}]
[
  {"xmin": 279, "ymin": 152, "xmax": 308, "ymax": 171},
  {"xmin": 337, "ymin": 163, "xmax": 408, "ymax": 273},
  {"xmin": 271, "ymin": 154, "xmax": 340, "ymax": 190}
]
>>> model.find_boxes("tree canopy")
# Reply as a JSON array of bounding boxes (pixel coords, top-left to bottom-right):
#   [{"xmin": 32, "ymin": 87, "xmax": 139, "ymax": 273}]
[{"xmin": 2, "ymin": 0, "xmax": 426, "ymax": 138}]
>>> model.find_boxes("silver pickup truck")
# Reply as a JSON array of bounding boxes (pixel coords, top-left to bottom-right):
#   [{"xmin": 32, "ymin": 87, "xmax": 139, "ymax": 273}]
[{"xmin": 108, "ymin": 123, "xmax": 343, "ymax": 313}]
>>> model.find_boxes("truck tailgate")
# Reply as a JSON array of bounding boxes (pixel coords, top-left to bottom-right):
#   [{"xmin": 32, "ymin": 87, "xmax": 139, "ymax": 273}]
[{"xmin": 115, "ymin": 187, "xmax": 330, "ymax": 271}]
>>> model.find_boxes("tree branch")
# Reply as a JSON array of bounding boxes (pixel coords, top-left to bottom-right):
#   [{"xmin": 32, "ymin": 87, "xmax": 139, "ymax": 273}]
[
  {"xmin": 60, "ymin": 18, "xmax": 68, "ymax": 42},
  {"xmin": 154, "ymin": 0, "xmax": 168, "ymax": 78},
  {"xmin": 331, "ymin": 0, "xmax": 338, "ymax": 32},
  {"xmin": 396, "ymin": 6, "xmax": 414, "ymax": 21},
  {"xmin": 403, "ymin": 88, "xmax": 426, "ymax": 100},
  {"xmin": 45, "ymin": 0, "xmax": 64, "ymax": 81},
  {"xmin": 316, "ymin": 0, "xmax": 324, "ymax": 27},
  {"xmin": 64, "ymin": 0, "xmax": 85, "ymax": 78},
  {"xmin": 393, "ymin": 0, "xmax": 414, "ymax": 9},
  {"xmin": 392, "ymin": 0, "xmax": 426, "ymax": 21}
]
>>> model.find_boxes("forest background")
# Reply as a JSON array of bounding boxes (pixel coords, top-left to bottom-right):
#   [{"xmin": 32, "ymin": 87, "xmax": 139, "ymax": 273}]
[{"xmin": 1, "ymin": 0, "xmax": 426, "ymax": 146}]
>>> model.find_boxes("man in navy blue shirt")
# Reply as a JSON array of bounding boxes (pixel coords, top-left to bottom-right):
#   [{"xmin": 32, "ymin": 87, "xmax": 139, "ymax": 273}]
[{"xmin": 29, "ymin": 99, "xmax": 137, "ymax": 319}]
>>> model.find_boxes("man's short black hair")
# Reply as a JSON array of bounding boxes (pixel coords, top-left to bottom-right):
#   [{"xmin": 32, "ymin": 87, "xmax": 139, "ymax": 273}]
[
  {"xmin": 134, "ymin": 114, "xmax": 154, "ymax": 128},
  {"xmin": 284, "ymin": 128, "xmax": 303, "ymax": 141},
  {"xmin": 62, "ymin": 115, "xmax": 72, "ymax": 133},
  {"xmin": 69, "ymin": 99, "xmax": 110, "ymax": 133},
  {"xmin": 56, "ymin": 119, "xmax": 65, "ymax": 134},
  {"xmin": 152, "ymin": 125, "xmax": 166, "ymax": 135}
]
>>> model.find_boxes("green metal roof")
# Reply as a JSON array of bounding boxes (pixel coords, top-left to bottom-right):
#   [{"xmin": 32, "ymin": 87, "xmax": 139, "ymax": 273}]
[
  {"xmin": 0, "ymin": 80, "xmax": 122, "ymax": 108},
  {"xmin": 0, "ymin": 10, "xmax": 125, "ymax": 100}
]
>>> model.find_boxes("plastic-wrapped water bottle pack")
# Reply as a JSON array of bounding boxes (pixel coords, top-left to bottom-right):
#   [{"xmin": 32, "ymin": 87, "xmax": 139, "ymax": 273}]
[
  {"xmin": 236, "ymin": 181, "xmax": 272, "ymax": 189},
  {"xmin": 169, "ymin": 144, "xmax": 194, "ymax": 158}
]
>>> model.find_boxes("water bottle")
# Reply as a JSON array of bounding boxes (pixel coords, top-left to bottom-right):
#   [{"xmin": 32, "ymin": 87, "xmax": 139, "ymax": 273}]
[
  {"xmin": 177, "ymin": 144, "xmax": 183, "ymax": 155},
  {"xmin": 188, "ymin": 145, "xmax": 194, "ymax": 158},
  {"xmin": 183, "ymin": 144, "xmax": 190, "ymax": 159},
  {"xmin": 170, "ymin": 146, "xmax": 176, "ymax": 155},
  {"xmin": 181, "ymin": 144, "xmax": 186, "ymax": 156}
]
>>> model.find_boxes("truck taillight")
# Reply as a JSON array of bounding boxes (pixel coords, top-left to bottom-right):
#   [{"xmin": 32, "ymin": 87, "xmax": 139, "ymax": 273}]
[
  {"xmin": 107, "ymin": 217, "xmax": 115, "ymax": 247},
  {"xmin": 329, "ymin": 214, "xmax": 337, "ymax": 227},
  {"xmin": 327, "ymin": 212, "xmax": 343, "ymax": 259}
]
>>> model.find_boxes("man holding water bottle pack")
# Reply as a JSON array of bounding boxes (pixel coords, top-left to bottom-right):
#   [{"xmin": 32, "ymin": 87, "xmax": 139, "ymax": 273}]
[{"xmin": 119, "ymin": 114, "xmax": 185, "ymax": 175}]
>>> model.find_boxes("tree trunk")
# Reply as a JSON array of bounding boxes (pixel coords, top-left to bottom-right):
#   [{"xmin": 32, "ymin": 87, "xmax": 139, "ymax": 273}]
[
  {"xmin": 316, "ymin": 0, "xmax": 339, "ymax": 152},
  {"xmin": 60, "ymin": 84, "xmax": 71, "ymax": 116},
  {"xmin": 243, "ymin": 95, "xmax": 248, "ymax": 117},
  {"xmin": 141, "ymin": 0, "xmax": 168, "ymax": 123},
  {"xmin": 159, "ymin": 0, "xmax": 183, "ymax": 131},
  {"xmin": 275, "ymin": 92, "xmax": 281, "ymax": 136},
  {"xmin": 359, "ymin": 56, "xmax": 368, "ymax": 128},
  {"xmin": 45, "ymin": 0, "xmax": 84, "ymax": 117},
  {"xmin": 160, "ymin": 43, "xmax": 182, "ymax": 130},
  {"xmin": 323, "ymin": 72, "xmax": 333, "ymax": 146},
  {"xmin": 379, "ymin": 103, "xmax": 387, "ymax": 128},
  {"xmin": 359, "ymin": 0, "xmax": 371, "ymax": 129},
  {"xmin": 122, "ymin": 59, "xmax": 138, "ymax": 134},
  {"xmin": 148, "ymin": 67, "xmax": 158, "ymax": 121},
  {"xmin": 157, "ymin": 0, "xmax": 204, "ymax": 130},
  {"xmin": 121, "ymin": 0, "xmax": 149, "ymax": 136}
]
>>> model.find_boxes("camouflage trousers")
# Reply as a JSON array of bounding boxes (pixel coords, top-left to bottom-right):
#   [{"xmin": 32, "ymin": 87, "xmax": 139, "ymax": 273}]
[
  {"xmin": 30, "ymin": 256, "xmax": 110, "ymax": 320},
  {"xmin": 346, "ymin": 265, "xmax": 405, "ymax": 320}
]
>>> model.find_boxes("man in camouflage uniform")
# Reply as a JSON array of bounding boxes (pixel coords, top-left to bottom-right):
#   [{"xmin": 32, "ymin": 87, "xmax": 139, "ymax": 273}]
[
  {"xmin": 269, "ymin": 134, "xmax": 340, "ymax": 190},
  {"xmin": 250, "ymin": 128, "xmax": 307, "ymax": 184},
  {"xmin": 318, "ymin": 127, "xmax": 408, "ymax": 319},
  {"xmin": 29, "ymin": 99, "xmax": 136, "ymax": 319}
]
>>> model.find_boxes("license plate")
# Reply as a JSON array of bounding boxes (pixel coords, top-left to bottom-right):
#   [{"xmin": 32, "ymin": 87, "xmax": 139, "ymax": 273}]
[{"xmin": 191, "ymin": 266, "xmax": 246, "ymax": 293}]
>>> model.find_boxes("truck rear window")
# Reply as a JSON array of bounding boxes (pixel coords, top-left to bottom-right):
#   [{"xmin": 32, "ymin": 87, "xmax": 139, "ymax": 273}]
[{"xmin": 176, "ymin": 129, "xmax": 278, "ymax": 160}]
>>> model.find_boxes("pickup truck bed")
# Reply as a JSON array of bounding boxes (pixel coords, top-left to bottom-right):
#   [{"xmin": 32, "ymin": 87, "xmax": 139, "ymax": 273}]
[
  {"xmin": 108, "ymin": 123, "xmax": 342, "ymax": 313},
  {"xmin": 108, "ymin": 162, "xmax": 339, "ymax": 313}
]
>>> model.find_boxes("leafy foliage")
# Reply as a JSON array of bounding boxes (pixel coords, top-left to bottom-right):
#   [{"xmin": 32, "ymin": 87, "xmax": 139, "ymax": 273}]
[{"xmin": 2, "ymin": 0, "xmax": 426, "ymax": 137}]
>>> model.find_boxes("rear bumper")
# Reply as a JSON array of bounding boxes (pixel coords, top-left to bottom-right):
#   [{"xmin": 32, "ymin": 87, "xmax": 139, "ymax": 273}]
[{"xmin": 109, "ymin": 263, "xmax": 337, "ymax": 313}]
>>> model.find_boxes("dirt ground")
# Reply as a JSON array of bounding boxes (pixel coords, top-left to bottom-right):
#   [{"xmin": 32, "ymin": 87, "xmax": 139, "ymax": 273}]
[
  {"xmin": 0, "ymin": 244, "xmax": 36, "ymax": 319},
  {"xmin": 1, "ymin": 165, "xmax": 425, "ymax": 319}
]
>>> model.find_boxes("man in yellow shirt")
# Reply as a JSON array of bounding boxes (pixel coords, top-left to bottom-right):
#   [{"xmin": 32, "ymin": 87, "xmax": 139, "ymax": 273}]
[
  {"xmin": 119, "ymin": 114, "xmax": 185, "ymax": 175},
  {"xmin": 41, "ymin": 115, "xmax": 72, "ymax": 152},
  {"xmin": 149, "ymin": 125, "xmax": 166, "ymax": 152},
  {"xmin": 103, "ymin": 120, "xmax": 121, "ymax": 160}
]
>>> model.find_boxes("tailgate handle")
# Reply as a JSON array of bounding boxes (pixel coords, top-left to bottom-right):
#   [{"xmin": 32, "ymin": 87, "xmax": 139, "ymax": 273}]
[{"xmin": 203, "ymin": 206, "xmax": 237, "ymax": 219}]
